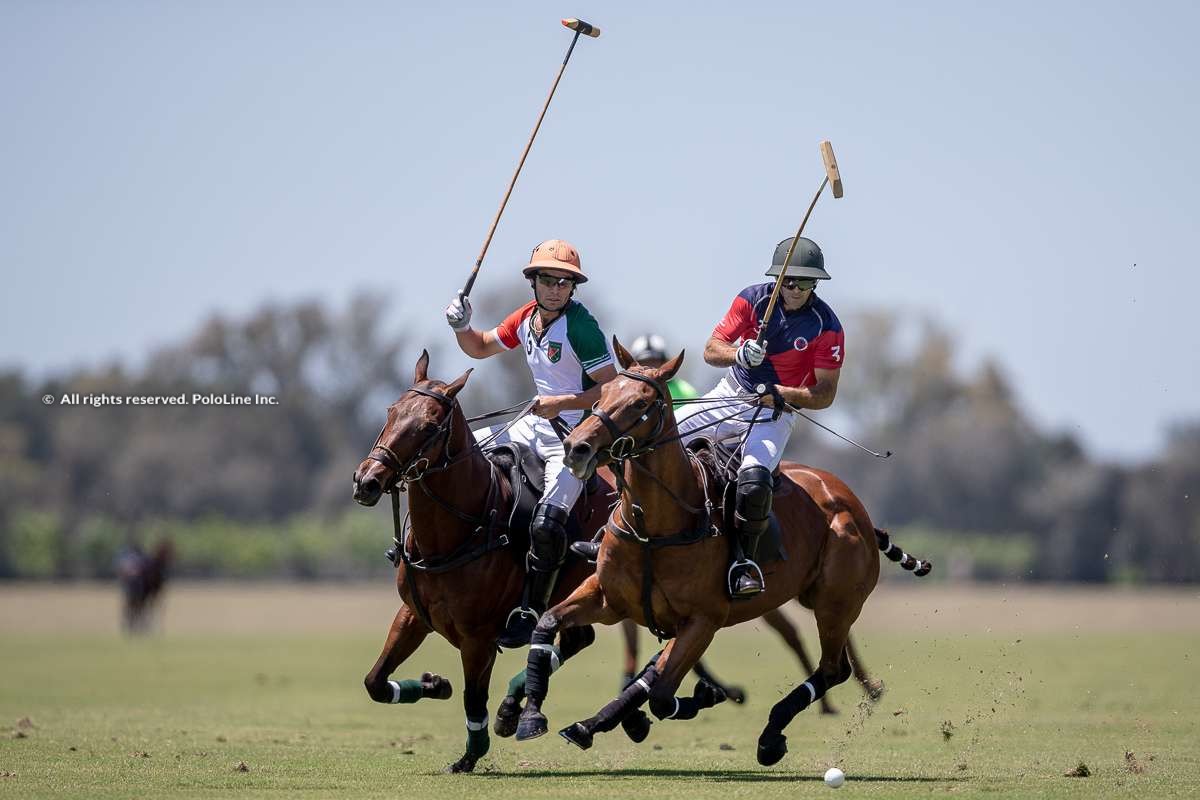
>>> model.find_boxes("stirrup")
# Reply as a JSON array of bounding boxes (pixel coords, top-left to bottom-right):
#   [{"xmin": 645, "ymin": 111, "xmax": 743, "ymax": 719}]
[
  {"xmin": 569, "ymin": 540, "xmax": 600, "ymax": 563},
  {"xmin": 727, "ymin": 558, "xmax": 765, "ymax": 599},
  {"xmin": 497, "ymin": 606, "xmax": 540, "ymax": 649}
]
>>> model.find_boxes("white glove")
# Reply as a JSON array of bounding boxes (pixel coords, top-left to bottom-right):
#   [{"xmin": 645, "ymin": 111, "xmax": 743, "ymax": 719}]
[
  {"xmin": 735, "ymin": 339, "xmax": 766, "ymax": 369},
  {"xmin": 445, "ymin": 292, "xmax": 472, "ymax": 331}
]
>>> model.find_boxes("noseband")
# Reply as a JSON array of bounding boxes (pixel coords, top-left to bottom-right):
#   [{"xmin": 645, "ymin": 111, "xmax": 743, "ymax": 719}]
[{"xmin": 366, "ymin": 386, "xmax": 459, "ymax": 489}]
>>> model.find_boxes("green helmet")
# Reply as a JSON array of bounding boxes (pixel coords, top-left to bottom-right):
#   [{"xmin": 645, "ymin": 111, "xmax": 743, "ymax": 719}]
[{"xmin": 765, "ymin": 236, "xmax": 830, "ymax": 280}]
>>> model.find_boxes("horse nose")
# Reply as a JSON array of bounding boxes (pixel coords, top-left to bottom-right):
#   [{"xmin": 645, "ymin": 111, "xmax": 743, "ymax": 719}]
[
  {"xmin": 353, "ymin": 475, "xmax": 383, "ymax": 505},
  {"xmin": 569, "ymin": 440, "xmax": 594, "ymax": 463}
]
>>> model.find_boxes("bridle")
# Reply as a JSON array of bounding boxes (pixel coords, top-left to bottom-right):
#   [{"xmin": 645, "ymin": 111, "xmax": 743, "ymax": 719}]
[
  {"xmin": 590, "ymin": 369, "xmax": 670, "ymax": 461},
  {"xmin": 365, "ymin": 385, "xmax": 463, "ymax": 491}
]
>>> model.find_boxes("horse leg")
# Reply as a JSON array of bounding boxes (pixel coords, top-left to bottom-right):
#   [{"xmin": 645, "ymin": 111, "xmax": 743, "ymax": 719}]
[
  {"xmin": 691, "ymin": 657, "xmax": 747, "ymax": 705},
  {"xmin": 846, "ymin": 633, "xmax": 885, "ymax": 701},
  {"xmin": 494, "ymin": 625, "xmax": 596, "ymax": 738},
  {"xmin": 363, "ymin": 604, "xmax": 449, "ymax": 706},
  {"xmin": 621, "ymin": 619, "xmax": 639, "ymax": 687},
  {"xmin": 760, "ymin": 606, "xmax": 836, "ymax": 714},
  {"xmin": 645, "ymin": 617, "xmax": 726, "ymax": 723},
  {"xmin": 559, "ymin": 649, "xmax": 664, "ymax": 750},
  {"xmin": 756, "ymin": 598, "xmax": 861, "ymax": 766},
  {"xmin": 515, "ymin": 576, "xmax": 616, "ymax": 741},
  {"xmin": 445, "ymin": 636, "xmax": 498, "ymax": 773}
]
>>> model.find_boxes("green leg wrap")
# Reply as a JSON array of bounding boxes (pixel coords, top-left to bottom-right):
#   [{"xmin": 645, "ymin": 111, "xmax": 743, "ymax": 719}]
[
  {"xmin": 506, "ymin": 669, "xmax": 528, "ymax": 700},
  {"xmin": 391, "ymin": 679, "xmax": 424, "ymax": 704},
  {"xmin": 466, "ymin": 726, "xmax": 490, "ymax": 759}
]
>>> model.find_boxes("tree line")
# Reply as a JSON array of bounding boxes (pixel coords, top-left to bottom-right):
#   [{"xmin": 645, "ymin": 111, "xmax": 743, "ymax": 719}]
[{"xmin": 0, "ymin": 293, "xmax": 1195, "ymax": 582}]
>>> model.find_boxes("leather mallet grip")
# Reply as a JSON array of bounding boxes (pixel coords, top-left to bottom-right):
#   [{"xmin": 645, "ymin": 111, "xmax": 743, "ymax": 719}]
[{"xmin": 562, "ymin": 18, "xmax": 601, "ymax": 37}]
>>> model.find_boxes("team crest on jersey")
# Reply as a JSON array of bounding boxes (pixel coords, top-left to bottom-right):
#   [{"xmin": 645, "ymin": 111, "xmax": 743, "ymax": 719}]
[
  {"xmin": 546, "ymin": 341, "xmax": 563, "ymax": 363},
  {"xmin": 793, "ymin": 336, "xmax": 809, "ymax": 351}
]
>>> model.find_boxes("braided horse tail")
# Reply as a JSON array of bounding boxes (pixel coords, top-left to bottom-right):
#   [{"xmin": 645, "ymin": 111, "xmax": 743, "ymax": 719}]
[{"xmin": 874, "ymin": 528, "xmax": 933, "ymax": 577}]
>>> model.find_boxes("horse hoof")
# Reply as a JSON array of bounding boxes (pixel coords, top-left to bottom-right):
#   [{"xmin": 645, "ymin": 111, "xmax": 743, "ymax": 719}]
[
  {"xmin": 865, "ymin": 679, "xmax": 886, "ymax": 702},
  {"xmin": 756, "ymin": 731, "xmax": 788, "ymax": 766},
  {"xmin": 558, "ymin": 722, "xmax": 593, "ymax": 750},
  {"xmin": 621, "ymin": 710, "xmax": 653, "ymax": 743},
  {"xmin": 493, "ymin": 695, "xmax": 522, "ymax": 738},
  {"xmin": 693, "ymin": 679, "xmax": 728, "ymax": 708},
  {"xmin": 444, "ymin": 755, "xmax": 477, "ymax": 773},
  {"xmin": 421, "ymin": 672, "xmax": 453, "ymax": 700},
  {"xmin": 515, "ymin": 711, "xmax": 548, "ymax": 741},
  {"xmin": 725, "ymin": 686, "xmax": 748, "ymax": 705}
]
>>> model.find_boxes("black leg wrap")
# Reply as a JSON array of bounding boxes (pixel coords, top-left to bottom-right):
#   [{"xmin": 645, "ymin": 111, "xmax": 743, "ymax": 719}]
[
  {"xmin": 558, "ymin": 625, "xmax": 595, "ymax": 660},
  {"xmin": 588, "ymin": 665, "xmax": 658, "ymax": 734},
  {"xmin": 766, "ymin": 672, "xmax": 829, "ymax": 733}
]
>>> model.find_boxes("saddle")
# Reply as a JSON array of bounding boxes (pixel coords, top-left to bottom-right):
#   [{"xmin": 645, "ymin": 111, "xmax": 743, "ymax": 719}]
[
  {"xmin": 685, "ymin": 438, "xmax": 787, "ymax": 566},
  {"xmin": 484, "ymin": 442, "xmax": 602, "ymax": 556}
]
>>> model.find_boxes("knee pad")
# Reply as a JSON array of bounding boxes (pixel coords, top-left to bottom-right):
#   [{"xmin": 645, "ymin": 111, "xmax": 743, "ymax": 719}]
[
  {"xmin": 530, "ymin": 502, "xmax": 569, "ymax": 570},
  {"xmin": 736, "ymin": 466, "xmax": 773, "ymax": 522}
]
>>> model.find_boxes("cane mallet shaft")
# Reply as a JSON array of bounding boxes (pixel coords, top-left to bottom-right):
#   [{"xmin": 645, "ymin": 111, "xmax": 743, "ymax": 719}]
[
  {"xmin": 460, "ymin": 19, "xmax": 601, "ymax": 297},
  {"xmin": 756, "ymin": 140, "xmax": 843, "ymax": 345}
]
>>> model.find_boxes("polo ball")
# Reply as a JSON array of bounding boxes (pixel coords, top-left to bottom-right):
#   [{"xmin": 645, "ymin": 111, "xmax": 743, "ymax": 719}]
[{"xmin": 824, "ymin": 767, "xmax": 845, "ymax": 788}]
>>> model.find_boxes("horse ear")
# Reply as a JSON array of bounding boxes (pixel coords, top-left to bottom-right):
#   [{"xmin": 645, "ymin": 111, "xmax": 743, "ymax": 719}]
[
  {"xmin": 443, "ymin": 368, "xmax": 473, "ymax": 399},
  {"xmin": 657, "ymin": 349, "xmax": 685, "ymax": 381},
  {"xmin": 612, "ymin": 336, "xmax": 636, "ymax": 369},
  {"xmin": 414, "ymin": 349, "xmax": 430, "ymax": 383}
]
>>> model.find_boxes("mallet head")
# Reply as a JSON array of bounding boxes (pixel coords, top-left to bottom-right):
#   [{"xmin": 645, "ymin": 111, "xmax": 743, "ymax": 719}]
[
  {"xmin": 820, "ymin": 140, "xmax": 843, "ymax": 198},
  {"xmin": 562, "ymin": 18, "xmax": 601, "ymax": 37}
]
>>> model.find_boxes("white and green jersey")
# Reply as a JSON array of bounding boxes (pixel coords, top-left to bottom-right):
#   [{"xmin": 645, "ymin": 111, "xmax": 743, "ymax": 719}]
[{"xmin": 493, "ymin": 299, "xmax": 613, "ymax": 425}]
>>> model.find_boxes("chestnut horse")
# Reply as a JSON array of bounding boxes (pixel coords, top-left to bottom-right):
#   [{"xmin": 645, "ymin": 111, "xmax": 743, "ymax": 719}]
[
  {"xmin": 351, "ymin": 351, "xmax": 617, "ymax": 772},
  {"xmin": 515, "ymin": 341, "xmax": 930, "ymax": 765}
]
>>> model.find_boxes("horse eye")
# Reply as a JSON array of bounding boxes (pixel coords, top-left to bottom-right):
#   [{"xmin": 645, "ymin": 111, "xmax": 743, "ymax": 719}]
[{"xmin": 634, "ymin": 399, "xmax": 649, "ymax": 410}]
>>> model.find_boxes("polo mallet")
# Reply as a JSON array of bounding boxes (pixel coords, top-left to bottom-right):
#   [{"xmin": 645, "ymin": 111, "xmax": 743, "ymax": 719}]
[
  {"xmin": 460, "ymin": 18, "xmax": 601, "ymax": 297},
  {"xmin": 755, "ymin": 140, "xmax": 843, "ymax": 345}
]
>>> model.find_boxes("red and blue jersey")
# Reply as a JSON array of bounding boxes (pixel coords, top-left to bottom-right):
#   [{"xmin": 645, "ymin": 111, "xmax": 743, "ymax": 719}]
[{"xmin": 712, "ymin": 283, "xmax": 845, "ymax": 392}]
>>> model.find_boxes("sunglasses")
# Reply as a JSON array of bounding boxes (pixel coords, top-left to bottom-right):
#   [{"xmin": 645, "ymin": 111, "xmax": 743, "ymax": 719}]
[
  {"xmin": 782, "ymin": 278, "xmax": 817, "ymax": 291},
  {"xmin": 535, "ymin": 273, "xmax": 577, "ymax": 289}
]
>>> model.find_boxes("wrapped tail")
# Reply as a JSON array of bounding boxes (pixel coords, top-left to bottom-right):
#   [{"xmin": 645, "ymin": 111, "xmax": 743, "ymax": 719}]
[{"xmin": 874, "ymin": 528, "xmax": 932, "ymax": 577}]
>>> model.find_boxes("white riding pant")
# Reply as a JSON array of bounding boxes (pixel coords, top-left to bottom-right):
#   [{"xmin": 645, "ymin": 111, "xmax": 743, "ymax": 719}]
[
  {"xmin": 674, "ymin": 376, "xmax": 797, "ymax": 472},
  {"xmin": 474, "ymin": 413, "xmax": 583, "ymax": 511}
]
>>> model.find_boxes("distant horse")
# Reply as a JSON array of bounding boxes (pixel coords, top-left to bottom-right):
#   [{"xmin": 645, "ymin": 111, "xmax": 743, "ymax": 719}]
[
  {"xmin": 516, "ymin": 342, "xmax": 930, "ymax": 764},
  {"xmin": 118, "ymin": 540, "xmax": 174, "ymax": 634},
  {"xmin": 351, "ymin": 351, "xmax": 626, "ymax": 773}
]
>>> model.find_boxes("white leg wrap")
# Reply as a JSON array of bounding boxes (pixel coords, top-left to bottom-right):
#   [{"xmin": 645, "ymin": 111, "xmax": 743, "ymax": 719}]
[
  {"xmin": 466, "ymin": 716, "xmax": 489, "ymax": 732},
  {"xmin": 530, "ymin": 643, "xmax": 561, "ymax": 672},
  {"xmin": 802, "ymin": 681, "xmax": 817, "ymax": 704}
]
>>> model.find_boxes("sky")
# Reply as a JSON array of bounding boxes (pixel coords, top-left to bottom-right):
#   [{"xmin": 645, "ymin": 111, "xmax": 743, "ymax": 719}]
[{"xmin": 2, "ymin": 1, "xmax": 1197, "ymax": 461}]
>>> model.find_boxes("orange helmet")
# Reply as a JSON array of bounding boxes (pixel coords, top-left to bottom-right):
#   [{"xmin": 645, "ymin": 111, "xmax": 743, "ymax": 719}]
[{"xmin": 522, "ymin": 239, "xmax": 587, "ymax": 283}]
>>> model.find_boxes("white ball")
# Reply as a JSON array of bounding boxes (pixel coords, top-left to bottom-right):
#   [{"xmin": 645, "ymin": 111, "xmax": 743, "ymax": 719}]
[{"xmin": 824, "ymin": 767, "xmax": 845, "ymax": 788}]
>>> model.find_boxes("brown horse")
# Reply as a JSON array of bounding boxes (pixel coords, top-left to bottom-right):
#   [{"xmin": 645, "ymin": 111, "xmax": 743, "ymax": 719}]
[
  {"xmin": 515, "ymin": 341, "xmax": 929, "ymax": 765},
  {"xmin": 351, "ymin": 351, "xmax": 618, "ymax": 772}
]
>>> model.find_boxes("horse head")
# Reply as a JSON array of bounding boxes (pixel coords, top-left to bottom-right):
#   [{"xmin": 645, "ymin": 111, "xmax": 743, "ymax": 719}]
[
  {"xmin": 352, "ymin": 349, "xmax": 472, "ymax": 506},
  {"xmin": 563, "ymin": 335, "xmax": 684, "ymax": 480}
]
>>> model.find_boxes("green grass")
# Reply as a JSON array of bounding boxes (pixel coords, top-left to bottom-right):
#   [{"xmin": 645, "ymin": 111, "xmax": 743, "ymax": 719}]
[{"xmin": 1, "ymin": 620, "xmax": 1198, "ymax": 797}]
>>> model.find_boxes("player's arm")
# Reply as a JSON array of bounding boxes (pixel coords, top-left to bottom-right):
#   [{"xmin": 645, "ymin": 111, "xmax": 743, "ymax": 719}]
[
  {"xmin": 534, "ymin": 364, "xmax": 618, "ymax": 417},
  {"xmin": 703, "ymin": 335, "xmax": 738, "ymax": 368},
  {"xmin": 454, "ymin": 327, "xmax": 506, "ymax": 359},
  {"xmin": 776, "ymin": 368, "xmax": 840, "ymax": 410}
]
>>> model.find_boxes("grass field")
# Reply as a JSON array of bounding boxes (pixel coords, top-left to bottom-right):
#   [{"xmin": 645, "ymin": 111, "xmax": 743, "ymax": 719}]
[{"xmin": 1, "ymin": 582, "xmax": 1198, "ymax": 798}]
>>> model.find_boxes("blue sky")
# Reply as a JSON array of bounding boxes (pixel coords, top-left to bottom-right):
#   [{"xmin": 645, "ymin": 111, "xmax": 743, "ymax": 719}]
[{"xmin": 2, "ymin": 1, "xmax": 1197, "ymax": 460}]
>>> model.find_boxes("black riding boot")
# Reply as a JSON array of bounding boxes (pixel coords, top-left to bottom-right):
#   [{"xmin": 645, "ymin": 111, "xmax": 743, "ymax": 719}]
[
  {"xmin": 568, "ymin": 534, "xmax": 601, "ymax": 563},
  {"xmin": 498, "ymin": 502, "xmax": 568, "ymax": 649},
  {"xmin": 728, "ymin": 465, "xmax": 772, "ymax": 598}
]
